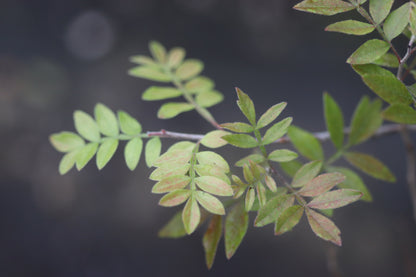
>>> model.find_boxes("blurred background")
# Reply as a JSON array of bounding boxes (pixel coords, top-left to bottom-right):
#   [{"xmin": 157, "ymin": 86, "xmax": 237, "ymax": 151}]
[{"xmin": 0, "ymin": 0, "xmax": 415, "ymax": 276}]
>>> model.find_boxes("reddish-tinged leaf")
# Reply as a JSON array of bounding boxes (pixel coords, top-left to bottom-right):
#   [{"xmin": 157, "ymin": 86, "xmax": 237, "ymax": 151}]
[
  {"xmin": 257, "ymin": 102, "xmax": 287, "ymax": 129},
  {"xmin": 196, "ymin": 191, "xmax": 225, "ymax": 215},
  {"xmin": 293, "ymin": 0, "xmax": 355, "ymax": 16},
  {"xmin": 203, "ymin": 215, "xmax": 223, "ymax": 269},
  {"xmin": 344, "ymin": 152, "xmax": 396, "ymax": 182},
  {"xmin": 220, "ymin": 122, "xmax": 254, "ymax": 133},
  {"xmin": 254, "ymin": 194, "xmax": 294, "ymax": 227},
  {"xmin": 195, "ymin": 176, "xmax": 234, "ymax": 196},
  {"xmin": 299, "ymin": 173, "xmax": 345, "ymax": 197},
  {"xmin": 325, "ymin": 20, "xmax": 375, "ymax": 35},
  {"xmin": 182, "ymin": 195, "xmax": 201, "ymax": 234},
  {"xmin": 152, "ymin": 175, "xmax": 191, "ymax": 194},
  {"xmin": 275, "ymin": 205, "xmax": 304, "ymax": 235},
  {"xmin": 307, "ymin": 189, "xmax": 362, "ymax": 209},
  {"xmin": 236, "ymin": 87, "xmax": 256, "ymax": 126},
  {"xmin": 306, "ymin": 208, "xmax": 342, "ymax": 246},
  {"xmin": 225, "ymin": 202, "xmax": 249, "ymax": 259},
  {"xmin": 159, "ymin": 189, "xmax": 191, "ymax": 207},
  {"xmin": 292, "ymin": 161, "xmax": 323, "ymax": 188}
]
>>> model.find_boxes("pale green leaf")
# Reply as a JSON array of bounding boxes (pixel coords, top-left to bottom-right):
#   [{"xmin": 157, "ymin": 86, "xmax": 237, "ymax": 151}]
[
  {"xmin": 157, "ymin": 102, "xmax": 195, "ymax": 119},
  {"xmin": 195, "ymin": 176, "xmax": 233, "ymax": 196},
  {"xmin": 196, "ymin": 191, "xmax": 225, "ymax": 215},
  {"xmin": 152, "ymin": 175, "xmax": 191, "ymax": 194},
  {"xmin": 117, "ymin": 111, "xmax": 142, "ymax": 135},
  {"xmin": 298, "ymin": 172, "xmax": 345, "ymax": 197},
  {"xmin": 203, "ymin": 215, "xmax": 222, "ymax": 269},
  {"xmin": 175, "ymin": 59, "xmax": 204, "ymax": 80},
  {"xmin": 325, "ymin": 20, "xmax": 375, "ymax": 35},
  {"xmin": 268, "ymin": 149, "xmax": 298, "ymax": 162},
  {"xmin": 236, "ymin": 87, "xmax": 256, "ymax": 126},
  {"xmin": 149, "ymin": 41, "xmax": 166, "ymax": 63},
  {"xmin": 200, "ymin": 130, "xmax": 230, "ymax": 148},
  {"xmin": 220, "ymin": 122, "xmax": 254, "ymax": 133},
  {"xmin": 293, "ymin": 0, "xmax": 355, "ymax": 16},
  {"xmin": 306, "ymin": 208, "xmax": 341, "ymax": 246},
  {"xmin": 288, "ymin": 126, "xmax": 324, "ymax": 161},
  {"xmin": 128, "ymin": 66, "xmax": 171, "ymax": 82},
  {"xmin": 370, "ymin": 0, "xmax": 394, "ymax": 24},
  {"xmin": 307, "ymin": 189, "xmax": 362, "ymax": 209},
  {"xmin": 346, "ymin": 39, "xmax": 390, "ymax": 64},
  {"xmin": 94, "ymin": 103, "xmax": 119, "ymax": 137},
  {"xmin": 167, "ymin": 47, "xmax": 186, "ymax": 68},
  {"xmin": 323, "ymin": 93, "xmax": 344, "ymax": 149},
  {"xmin": 159, "ymin": 189, "xmax": 191, "ymax": 207},
  {"xmin": 184, "ymin": 76, "xmax": 215, "ymax": 94},
  {"xmin": 383, "ymin": 3, "xmax": 411, "ymax": 41},
  {"xmin": 292, "ymin": 161, "xmax": 323, "ymax": 188},
  {"xmin": 124, "ymin": 137, "xmax": 143, "ymax": 171},
  {"xmin": 383, "ymin": 104, "xmax": 416, "ymax": 124},
  {"xmin": 74, "ymin": 110, "xmax": 100, "ymax": 142},
  {"xmin": 142, "ymin": 86, "xmax": 182, "ymax": 101},
  {"xmin": 196, "ymin": 90, "xmax": 223, "ymax": 108},
  {"xmin": 275, "ymin": 205, "xmax": 304, "ymax": 235},
  {"xmin": 262, "ymin": 117, "xmax": 293, "ymax": 145},
  {"xmin": 75, "ymin": 142, "xmax": 99, "ymax": 170},
  {"xmin": 221, "ymin": 134, "xmax": 258, "ymax": 148},
  {"xmin": 96, "ymin": 138, "xmax": 118, "ymax": 170},
  {"xmin": 182, "ymin": 195, "xmax": 201, "ymax": 234},
  {"xmin": 344, "ymin": 151, "xmax": 396, "ymax": 182},
  {"xmin": 50, "ymin": 132, "xmax": 84, "ymax": 153},
  {"xmin": 257, "ymin": 102, "xmax": 287, "ymax": 129},
  {"xmin": 145, "ymin": 137, "xmax": 162, "ymax": 167},
  {"xmin": 225, "ymin": 202, "xmax": 249, "ymax": 259}
]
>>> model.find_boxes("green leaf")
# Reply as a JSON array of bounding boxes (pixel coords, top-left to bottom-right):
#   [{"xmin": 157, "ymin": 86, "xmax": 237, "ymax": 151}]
[
  {"xmin": 167, "ymin": 47, "xmax": 185, "ymax": 68},
  {"xmin": 298, "ymin": 172, "xmax": 345, "ymax": 197},
  {"xmin": 383, "ymin": 104, "xmax": 416, "ymax": 124},
  {"xmin": 182, "ymin": 195, "xmax": 201, "ymax": 234},
  {"xmin": 221, "ymin": 134, "xmax": 258, "ymax": 148},
  {"xmin": 383, "ymin": 3, "xmax": 410, "ymax": 41},
  {"xmin": 268, "ymin": 149, "xmax": 298, "ymax": 162},
  {"xmin": 236, "ymin": 87, "xmax": 256, "ymax": 126},
  {"xmin": 50, "ymin": 132, "xmax": 85, "ymax": 152},
  {"xmin": 245, "ymin": 188, "xmax": 255, "ymax": 211},
  {"xmin": 344, "ymin": 151, "xmax": 396, "ymax": 182},
  {"xmin": 149, "ymin": 41, "xmax": 166, "ymax": 63},
  {"xmin": 196, "ymin": 151, "xmax": 230, "ymax": 172},
  {"xmin": 59, "ymin": 151, "xmax": 78, "ymax": 175},
  {"xmin": 346, "ymin": 39, "xmax": 390, "ymax": 65},
  {"xmin": 349, "ymin": 96, "xmax": 383, "ymax": 146},
  {"xmin": 157, "ymin": 102, "xmax": 195, "ymax": 119},
  {"xmin": 254, "ymin": 194, "xmax": 294, "ymax": 227},
  {"xmin": 96, "ymin": 138, "xmax": 118, "ymax": 170},
  {"xmin": 225, "ymin": 202, "xmax": 249, "ymax": 259},
  {"xmin": 75, "ymin": 142, "xmax": 99, "ymax": 170},
  {"xmin": 145, "ymin": 137, "xmax": 162, "ymax": 167},
  {"xmin": 200, "ymin": 130, "xmax": 230, "ymax": 148},
  {"xmin": 94, "ymin": 103, "xmax": 119, "ymax": 137},
  {"xmin": 288, "ymin": 126, "xmax": 324, "ymax": 161},
  {"xmin": 117, "ymin": 111, "xmax": 142, "ymax": 135},
  {"xmin": 257, "ymin": 102, "xmax": 287, "ymax": 129},
  {"xmin": 152, "ymin": 175, "xmax": 191, "ymax": 194},
  {"xmin": 323, "ymin": 93, "xmax": 344, "ymax": 149},
  {"xmin": 220, "ymin": 122, "xmax": 254, "ymax": 133},
  {"xmin": 175, "ymin": 59, "xmax": 204, "ymax": 80},
  {"xmin": 306, "ymin": 208, "xmax": 341, "ymax": 246},
  {"xmin": 292, "ymin": 161, "xmax": 323, "ymax": 188},
  {"xmin": 129, "ymin": 55, "xmax": 157, "ymax": 66},
  {"xmin": 203, "ymin": 215, "xmax": 222, "ymax": 269},
  {"xmin": 262, "ymin": 117, "xmax": 293, "ymax": 145},
  {"xmin": 196, "ymin": 90, "xmax": 223, "ymax": 108},
  {"xmin": 128, "ymin": 66, "xmax": 171, "ymax": 82},
  {"xmin": 293, "ymin": 0, "xmax": 355, "ymax": 16},
  {"xmin": 184, "ymin": 77, "xmax": 215, "ymax": 94},
  {"xmin": 158, "ymin": 211, "xmax": 187, "ymax": 238},
  {"xmin": 275, "ymin": 205, "xmax": 304, "ymax": 235},
  {"xmin": 74, "ymin": 110, "xmax": 100, "ymax": 142},
  {"xmin": 327, "ymin": 166, "xmax": 372, "ymax": 202},
  {"xmin": 372, "ymin": 53, "xmax": 399, "ymax": 68},
  {"xmin": 159, "ymin": 189, "xmax": 191, "ymax": 207},
  {"xmin": 196, "ymin": 191, "xmax": 225, "ymax": 215},
  {"xmin": 149, "ymin": 164, "xmax": 190, "ymax": 181},
  {"xmin": 325, "ymin": 20, "xmax": 375, "ymax": 35},
  {"xmin": 142, "ymin": 86, "xmax": 182, "ymax": 101},
  {"xmin": 195, "ymin": 176, "xmax": 233, "ymax": 196},
  {"xmin": 307, "ymin": 189, "xmax": 362, "ymax": 209},
  {"xmin": 235, "ymin": 154, "xmax": 266, "ymax": 167},
  {"xmin": 369, "ymin": 0, "xmax": 394, "ymax": 24},
  {"xmin": 124, "ymin": 137, "xmax": 143, "ymax": 171}
]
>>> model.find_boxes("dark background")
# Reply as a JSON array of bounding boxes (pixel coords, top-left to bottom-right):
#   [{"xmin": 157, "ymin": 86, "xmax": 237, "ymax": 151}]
[{"xmin": 0, "ymin": 0, "xmax": 415, "ymax": 276}]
